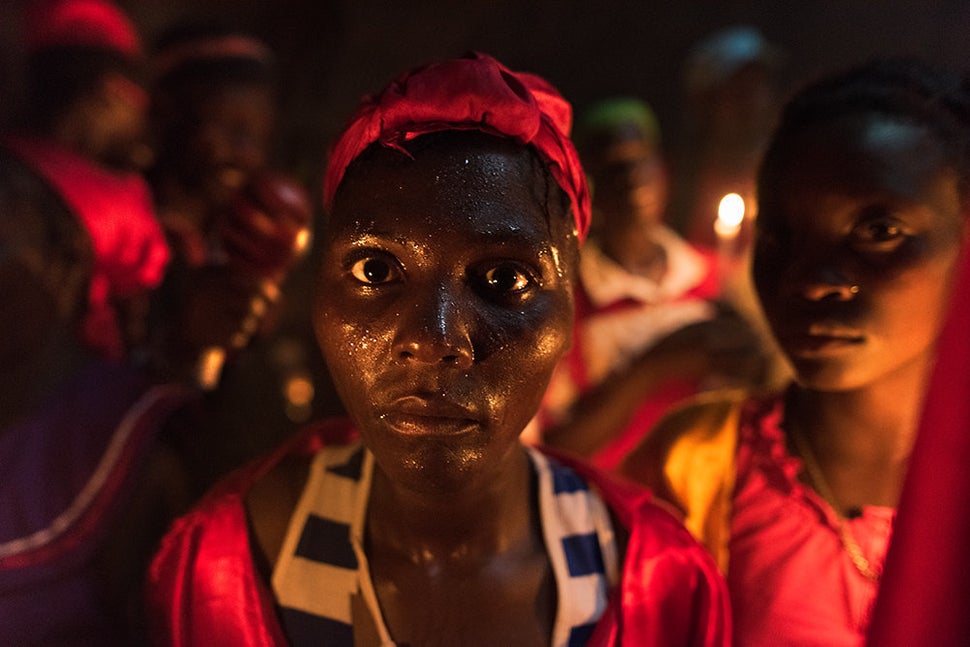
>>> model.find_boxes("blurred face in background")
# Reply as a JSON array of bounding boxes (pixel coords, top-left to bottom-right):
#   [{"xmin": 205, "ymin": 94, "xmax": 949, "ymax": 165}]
[
  {"xmin": 180, "ymin": 82, "xmax": 276, "ymax": 208},
  {"xmin": 585, "ymin": 125, "xmax": 668, "ymax": 239},
  {"xmin": 89, "ymin": 71, "xmax": 153, "ymax": 171}
]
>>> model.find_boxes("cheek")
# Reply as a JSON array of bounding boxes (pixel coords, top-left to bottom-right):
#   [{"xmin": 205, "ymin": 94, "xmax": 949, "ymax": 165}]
[
  {"xmin": 502, "ymin": 315, "xmax": 571, "ymax": 374},
  {"xmin": 479, "ymin": 296, "xmax": 574, "ymax": 417},
  {"xmin": 498, "ymin": 286, "xmax": 572, "ymax": 356},
  {"xmin": 192, "ymin": 126, "xmax": 231, "ymax": 165},
  {"xmin": 882, "ymin": 266, "xmax": 958, "ymax": 344},
  {"xmin": 854, "ymin": 254, "xmax": 959, "ymax": 375},
  {"xmin": 313, "ymin": 296, "xmax": 384, "ymax": 402},
  {"xmin": 529, "ymin": 310, "xmax": 574, "ymax": 372}
]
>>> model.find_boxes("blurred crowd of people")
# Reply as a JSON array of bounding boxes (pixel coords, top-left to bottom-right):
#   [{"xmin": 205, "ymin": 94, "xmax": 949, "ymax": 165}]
[
  {"xmin": 0, "ymin": 1, "xmax": 315, "ymax": 642},
  {"xmin": 2, "ymin": 1, "xmax": 969, "ymax": 645}
]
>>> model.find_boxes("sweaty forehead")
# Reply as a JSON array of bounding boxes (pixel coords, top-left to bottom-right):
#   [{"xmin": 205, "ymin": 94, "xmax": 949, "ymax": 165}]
[
  {"xmin": 330, "ymin": 132, "xmax": 565, "ymax": 239},
  {"xmin": 338, "ymin": 131, "xmax": 536, "ymax": 186}
]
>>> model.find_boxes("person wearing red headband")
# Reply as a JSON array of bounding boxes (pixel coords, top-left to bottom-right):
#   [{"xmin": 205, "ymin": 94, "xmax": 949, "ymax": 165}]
[
  {"xmin": 0, "ymin": 1, "xmax": 195, "ymax": 644},
  {"xmin": 147, "ymin": 52, "xmax": 728, "ymax": 646}
]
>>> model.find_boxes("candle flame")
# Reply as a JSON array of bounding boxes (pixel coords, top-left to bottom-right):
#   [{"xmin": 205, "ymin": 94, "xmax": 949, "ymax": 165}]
[{"xmin": 715, "ymin": 193, "xmax": 745, "ymax": 237}]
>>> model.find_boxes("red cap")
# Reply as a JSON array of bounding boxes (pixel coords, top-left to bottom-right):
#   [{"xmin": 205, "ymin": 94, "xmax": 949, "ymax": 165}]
[{"xmin": 25, "ymin": 0, "xmax": 142, "ymax": 60}]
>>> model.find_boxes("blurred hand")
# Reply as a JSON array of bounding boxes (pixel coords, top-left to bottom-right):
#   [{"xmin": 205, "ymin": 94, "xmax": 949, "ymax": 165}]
[
  {"xmin": 648, "ymin": 305, "xmax": 769, "ymax": 388},
  {"xmin": 151, "ymin": 171, "xmax": 312, "ymax": 386},
  {"xmin": 221, "ymin": 170, "xmax": 312, "ymax": 284},
  {"xmin": 174, "ymin": 264, "xmax": 268, "ymax": 352}
]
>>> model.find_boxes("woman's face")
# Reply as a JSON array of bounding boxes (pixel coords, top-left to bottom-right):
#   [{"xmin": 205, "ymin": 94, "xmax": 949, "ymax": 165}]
[
  {"xmin": 182, "ymin": 83, "xmax": 275, "ymax": 207},
  {"xmin": 316, "ymin": 134, "xmax": 577, "ymax": 495},
  {"xmin": 754, "ymin": 114, "xmax": 966, "ymax": 392},
  {"xmin": 588, "ymin": 133, "xmax": 668, "ymax": 235}
]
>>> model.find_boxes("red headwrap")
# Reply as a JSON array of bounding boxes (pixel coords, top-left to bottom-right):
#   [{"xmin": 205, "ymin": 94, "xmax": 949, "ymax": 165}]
[
  {"xmin": 322, "ymin": 52, "xmax": 591, "ymax": 240},
  {"xmin": 24, "ymin": 0, "xmax": 142, "ymax": 60}
]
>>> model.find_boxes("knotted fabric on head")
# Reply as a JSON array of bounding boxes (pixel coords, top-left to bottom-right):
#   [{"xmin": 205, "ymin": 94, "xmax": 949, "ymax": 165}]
[{"xmin": 322, "ymin": 52, "xmax": 591, "ymax": 240}]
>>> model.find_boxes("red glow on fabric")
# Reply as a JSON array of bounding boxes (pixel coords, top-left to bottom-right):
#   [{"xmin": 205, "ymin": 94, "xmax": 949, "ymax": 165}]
[
  {"xmin": 148, "ymin": 421, "xmax": 730, "ymax": 646},
  {"xmin": 24, "ymin": 0, "xmax": 141, "ymax": 59},
  {"xmin": 867, "ymin": 246, "xmax": 970, "ymax": 645},
  {"xmin": 6, "ymin": 137, "xmax": 169, "ymax": 357},
  {"xmin": 322, "ymin": 52, "xmax": 591, "ymax": 240}
]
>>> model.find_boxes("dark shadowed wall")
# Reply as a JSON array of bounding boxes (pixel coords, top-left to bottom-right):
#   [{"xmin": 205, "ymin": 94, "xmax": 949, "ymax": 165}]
[{"xmin": 5, "ymin": 1, "xmax": 970, "ymax": 191}]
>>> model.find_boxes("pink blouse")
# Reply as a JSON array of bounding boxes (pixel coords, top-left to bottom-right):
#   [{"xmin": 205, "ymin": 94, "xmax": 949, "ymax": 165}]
[{"xmin": 728, "ymin": 397, "xmax": 894, "ymax": 646}]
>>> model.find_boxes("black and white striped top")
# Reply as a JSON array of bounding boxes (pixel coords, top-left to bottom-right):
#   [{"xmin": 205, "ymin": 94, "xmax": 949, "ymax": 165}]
[{"xmin": 272, "ymin": 443, "xmax": 619, "ymax": 646}]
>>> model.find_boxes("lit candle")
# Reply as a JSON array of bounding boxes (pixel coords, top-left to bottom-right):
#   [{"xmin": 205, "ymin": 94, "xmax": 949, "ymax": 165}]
[{"xmin": 715, "ymin": 192, "xmax": 745, "ymax": 292}]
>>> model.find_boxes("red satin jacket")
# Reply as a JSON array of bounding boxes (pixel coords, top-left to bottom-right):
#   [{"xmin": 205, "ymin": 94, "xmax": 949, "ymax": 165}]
[{"xmin": 146, "ymin": 419, "xmax": 730, "ymax": 646}]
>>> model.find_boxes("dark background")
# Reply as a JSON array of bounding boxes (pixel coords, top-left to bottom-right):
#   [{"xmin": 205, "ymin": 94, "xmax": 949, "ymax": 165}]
[
  {"xmin": 149, "ymin": 0, "xmax": 970, "ymax": 188},
  {"xmin": 5, "ymin": 0, "xmax": 970, "ymax": 190}
]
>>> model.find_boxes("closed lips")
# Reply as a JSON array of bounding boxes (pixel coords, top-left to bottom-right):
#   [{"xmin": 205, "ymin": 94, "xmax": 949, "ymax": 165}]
[{"xmin": 382, "ymin": 396, "xmax": 481, "ymax": 435}]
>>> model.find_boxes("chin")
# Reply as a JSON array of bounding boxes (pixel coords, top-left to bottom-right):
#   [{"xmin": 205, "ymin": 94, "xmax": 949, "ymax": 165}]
[
  {"xmin": 388, "ymin": 442, "xmax": 490, "ymax": 497},
  {"xmin": 791, "ymin": 362, "xmax": 871, "ymax": 393}
]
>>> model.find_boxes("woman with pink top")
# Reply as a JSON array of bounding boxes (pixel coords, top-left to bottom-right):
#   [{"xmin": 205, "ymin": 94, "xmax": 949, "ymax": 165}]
[{"xmin": 622, "ymin": 58, "xmax": 970, "ymax": 645}]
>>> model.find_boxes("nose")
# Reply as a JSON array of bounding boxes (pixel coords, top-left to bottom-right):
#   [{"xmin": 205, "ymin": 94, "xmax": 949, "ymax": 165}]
[
  {"xmin": 393, "ymin": 286, "xmax": 474, "ymax": 369},
  {"xmin": 801, "ymin": 282, "xmax": 859, "ymax": 301},
  {"xmin": 629, "ymin": 157, "xmax": 662, "ymax": 186},
  {"xmin": 796, "ymin": 266, "xmax": 860, "ymax": 302}
]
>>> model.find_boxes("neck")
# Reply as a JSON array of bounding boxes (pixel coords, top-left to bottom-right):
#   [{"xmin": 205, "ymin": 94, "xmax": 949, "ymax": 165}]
[
  {"xmin": 152, "ymin": 175, "xmax": 212, "ymax": 228},
  {"xmin": 47, "ymin": 109, "xmax": 101, "ymax": 163},
  {"xmin": 791, "ymin": 392, "xmax": 919, "ymax": 468},
  {"xmin": 366, "ymin": 445, "xmax": 536, "ymax": 563},
  {"xmin": 598, "ymin": 226, "xmax": 666, "ymax": 280},
  {"xmin": 787, "ymin": 356, "xmax": 934, "ymax": 509},
  {"xmin": 792, "ymin": 355, "xmax": 934, "ymax": 463}
]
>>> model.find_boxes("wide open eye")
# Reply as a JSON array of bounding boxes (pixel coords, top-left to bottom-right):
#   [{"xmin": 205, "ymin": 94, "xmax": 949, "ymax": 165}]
[
  {"xmin": 349, "ymin": 255, "xmax": 402, "ymax": 285},
  {"xmin": 485, "ymin": 265, "xmax": 531, "ymax": 292},
  {"xmin": 472, "ymin": 261, "xmax": 538, "ymax": 303}
]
